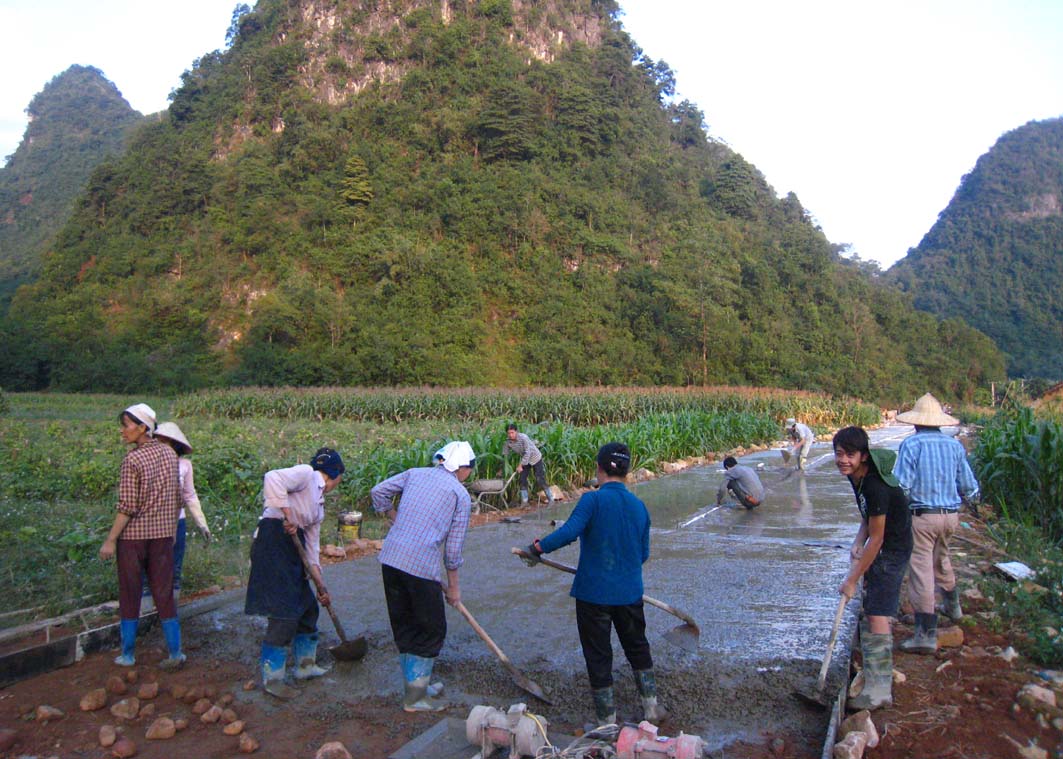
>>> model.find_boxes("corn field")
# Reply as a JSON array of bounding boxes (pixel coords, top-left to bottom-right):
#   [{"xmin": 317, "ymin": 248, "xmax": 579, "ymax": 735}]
[
  {"xmin": 973, "ymin": 405, "xmax": 1063, "ymax": 544},
  {"xmin": 173, "ymin": 386, "xmax": 878, "ymax": 427}
]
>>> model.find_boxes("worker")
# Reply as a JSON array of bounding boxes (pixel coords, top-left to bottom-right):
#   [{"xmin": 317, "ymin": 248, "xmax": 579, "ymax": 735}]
[
  {"xmin": 371, "ymin": 440, "xmax": 476, "ymax": 712},
  {"xmin": 893, "ymin": 394, "xmax": 979, "ymax": 654},
  {"xmin": 786, "ymin": 418, "xmax": 815, "ymax": 471},
  {"xmin": 244, "ymin": 448, "xmax": 345, "ymax": 699},
  {"xmin": 141, "ymin": 421, "xmax": 211, "ymax": 613},
  {"xmin": 502, "ymin": 423, "xmax": 553, "ymax": 505},
  {"xmin": 522, "ymin": 442, "xmax": 667, "ymax": 726},
  {"xmin": 717, "ymin": 456, "xmax": 765, "ymax": 509},
  {"xmin": 833, "ymin": 426, "xmax": 912, "ymax": 710},
  {"xmin": 98, "ymin": 403, "xmax": 185, "ymax": 670}
]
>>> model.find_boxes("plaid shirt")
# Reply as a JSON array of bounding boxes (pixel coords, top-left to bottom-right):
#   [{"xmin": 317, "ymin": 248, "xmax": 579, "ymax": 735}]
[
  {"xmin": 116, "ymin": 439, "xmax": 181, "ymax": 541},
  {"xmin": 501, "ymin": 432, "xmax": 542, "ymax": 466},
  {"xmin": 372, "ymin": 466, "xmax": 471, "ymax": 582},
  {"xmin": 894, "ymin": 429, "xmax": 980, "ymax": 510}
]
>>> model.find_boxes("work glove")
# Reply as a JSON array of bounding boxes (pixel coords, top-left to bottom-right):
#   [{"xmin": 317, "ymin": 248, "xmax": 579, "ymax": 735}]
[{"xmin": 520, "ymin": 542, "xmax": 542, "ymax": 567}]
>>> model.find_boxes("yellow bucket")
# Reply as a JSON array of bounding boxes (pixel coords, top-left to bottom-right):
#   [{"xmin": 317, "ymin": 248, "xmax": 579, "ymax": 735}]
[{"xmin": 338, "ymin": 510, "xmax": 362, "ymax": 542}]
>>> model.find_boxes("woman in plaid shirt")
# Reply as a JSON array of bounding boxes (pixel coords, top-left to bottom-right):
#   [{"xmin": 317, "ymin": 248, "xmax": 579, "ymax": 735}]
[{"xmin": 98, "ymin": 403, "xmax": 185, "ymax": 669}]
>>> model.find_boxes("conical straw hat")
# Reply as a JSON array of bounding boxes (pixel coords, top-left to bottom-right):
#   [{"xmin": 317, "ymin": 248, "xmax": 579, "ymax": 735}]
[
  {"xmin": 155, "ymin": 422, "xmax": 193, "ymax": 455},
  {"xmin": 896, "ymin": 393, "xmax": 959, "ymax": 427}
]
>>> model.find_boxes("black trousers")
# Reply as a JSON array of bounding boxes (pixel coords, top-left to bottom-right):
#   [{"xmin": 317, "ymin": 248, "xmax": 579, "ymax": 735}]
[
  {"xmin": 264, "ymin": 604, "xmax": 320, "ymax": 647},
  {"xmin": 518, "ymin": 460, "xmax": 549, "ymax": 493},
  {"xmin": 576, "ymin": 599, "xmax": 653, "ymax": 689},
  {"xmin": 382, "ymin": 564, "xmax": 447, "ymax": 658}
]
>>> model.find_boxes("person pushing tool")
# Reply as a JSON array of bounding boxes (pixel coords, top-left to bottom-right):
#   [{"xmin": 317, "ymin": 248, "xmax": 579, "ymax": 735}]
[
  {"xmin": 501, "ymin": 423, "xmax": 553, "ymax": 506},
  {"xmin": 371, "ymin": 440, "xmax": 476, "ymax": 713},
  {"xmin": 786, "ymin": 418, "xmax": 815, "ymax": 471},
  {"xmin": 521, "ymin": 442, "xmax": 667, "ymax": 726},
  {"xmin": 244, "ymin": 448, "xmax": 345, "ymax": 699},
  {"xmin": 833, "ymin": 426, "xmax": 912, "ymax": 711}
]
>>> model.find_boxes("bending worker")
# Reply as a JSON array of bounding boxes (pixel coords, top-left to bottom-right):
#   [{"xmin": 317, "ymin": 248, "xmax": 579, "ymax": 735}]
[
  {"xmin": 786, "ymin": 418, "xmax": 815, "ymax": 471},
  {"xmin": 893, "ymin": 393, "xmax": 979, "ymax": 655},
  {"xmin": 371, "ymin": 440, "xmax": 476, "ymax": 712},
  {"xmin": 502, "ymin": 423, "xmax": 553, "ymax": 505},
  {"xmin": 245, "ymin": 448, "xmax": 345, "ymax": 699},
  {"xmin": 523, "ymin": 442, "xmax": 666, "ymax": 726},
  {"xmin": 717, "ymin": 456, "xmax": 765, "ymax": 509}
]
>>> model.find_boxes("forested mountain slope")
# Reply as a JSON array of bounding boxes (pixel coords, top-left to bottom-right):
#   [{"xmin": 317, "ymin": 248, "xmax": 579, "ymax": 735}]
[
  {"xmin": 0, "ymin": 0, "xmax": 1004, "ymax": 402},
  {"xmin": 889, "ymin": 117, "xmax": 1063, "ymax": 379},
  {"xmin": 0, "ymin": 65, "xmax": 143, "ymax": 303}
]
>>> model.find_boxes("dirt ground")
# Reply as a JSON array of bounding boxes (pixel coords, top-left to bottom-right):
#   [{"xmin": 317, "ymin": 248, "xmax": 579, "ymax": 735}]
[{"xmin": 2, "ymin": 505, "xmax": 1061, "ymax": 758}]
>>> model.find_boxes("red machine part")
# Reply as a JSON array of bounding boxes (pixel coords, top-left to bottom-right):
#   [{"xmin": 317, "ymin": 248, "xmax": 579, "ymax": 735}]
[{"xmin": 616, "ymin": 721, "xmax": 705, "ymax": 759}]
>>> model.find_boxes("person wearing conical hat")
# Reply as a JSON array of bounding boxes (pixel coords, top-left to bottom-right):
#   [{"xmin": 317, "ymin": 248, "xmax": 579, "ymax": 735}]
[
  {"xmin": 833, "ymin": 426, "xmax": 912, "ymax": 711},
  {"xmin": 893, "ymin": 393, "xmax": 979, "ymax": 655},
  {"xmin": 141, "ymin": 422, "xmax": 211, "ymax": 613}
]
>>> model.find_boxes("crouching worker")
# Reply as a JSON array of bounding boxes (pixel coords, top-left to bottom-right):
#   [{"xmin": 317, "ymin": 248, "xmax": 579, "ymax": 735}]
[
  {"xmin": 717, "ymin": 456, "xmax": 764, "ymax": 509},
  {"xmin": 523, "ymin": 442, "xmax": 667, "ymax": 726},
  {"xmin": 99, "ymin": 404, "xmax": 185, "ymax": 669},
  {"xmin": 372, "ymin": 441, "xmax": 476, "ymax": 712},
  {"xmin": 833, "ymin": 427, "xmax": 912, "ymax": 711},
  {"xmin": 244, "ymin": 448, "xmax": 344, "ymax": 699}
]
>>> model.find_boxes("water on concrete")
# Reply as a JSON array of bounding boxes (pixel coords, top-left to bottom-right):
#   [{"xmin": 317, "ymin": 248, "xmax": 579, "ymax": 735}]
[{"xmin": 183, "ymin": 425, "xmax": 916, "ymax": 752}]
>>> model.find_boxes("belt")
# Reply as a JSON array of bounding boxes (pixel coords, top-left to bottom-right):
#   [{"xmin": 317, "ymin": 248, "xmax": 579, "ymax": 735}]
[{"xmin": 911, "ymin": 507, "xmax": 958, "ymax": 517}]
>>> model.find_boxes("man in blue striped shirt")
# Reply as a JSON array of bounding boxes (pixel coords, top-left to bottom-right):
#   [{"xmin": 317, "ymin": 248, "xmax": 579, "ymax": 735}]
[
  {"xmin": 892, "ymin": 394, "xmax": 979, "ymax": 654},
  {"xmin": 371, "ymin": 441, "xmax": 475, "ymax": 712}
]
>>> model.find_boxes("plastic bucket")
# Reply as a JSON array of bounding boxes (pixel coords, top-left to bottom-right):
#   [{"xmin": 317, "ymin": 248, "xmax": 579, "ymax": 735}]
[{"xmin": 338, "ymin": 510, "xmax": 362, "ymax": 542}]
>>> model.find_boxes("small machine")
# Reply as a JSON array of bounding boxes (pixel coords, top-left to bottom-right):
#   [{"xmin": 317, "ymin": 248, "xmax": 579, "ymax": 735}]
[
  {"xmin": 616, "ymin": 721, "xmax": 706, "ymax": 759},
  {"xmin": 466, "ymin": 703, "xmax": 549, "ymax": 758}
]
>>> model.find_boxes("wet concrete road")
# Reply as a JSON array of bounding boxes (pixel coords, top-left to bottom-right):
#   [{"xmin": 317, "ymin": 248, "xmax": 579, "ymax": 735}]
[{"xmin": 186, "ymin": 424, "xmax": 916, "ymax": 752}]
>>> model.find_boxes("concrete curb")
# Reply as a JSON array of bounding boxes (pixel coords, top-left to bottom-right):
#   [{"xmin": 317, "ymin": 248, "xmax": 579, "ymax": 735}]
[{"xmin": 0, "ymin": 588, "xmax": 244, "ymax": 688}]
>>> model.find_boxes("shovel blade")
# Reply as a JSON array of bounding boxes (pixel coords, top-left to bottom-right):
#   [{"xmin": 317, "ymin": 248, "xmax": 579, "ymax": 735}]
[
  {"xmin": 504, "ymin": 661, "xmax": 551, "ymax": 704},
  {"xmin": 662, "ymin": 623, "xmax": 700, "ymax": 652},
  {"xmin": 792, "ymin": 677, "xmax": 831, "ymax": 708},
  {"xmin": 330, "ymin": 635, "xmax": 368, "ymax": 662}
]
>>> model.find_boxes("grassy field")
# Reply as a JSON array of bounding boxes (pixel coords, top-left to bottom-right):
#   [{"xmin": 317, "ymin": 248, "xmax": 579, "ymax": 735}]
[{"xmin": 0, "ymin": 388, "xmax": 879, "ymax": 624}]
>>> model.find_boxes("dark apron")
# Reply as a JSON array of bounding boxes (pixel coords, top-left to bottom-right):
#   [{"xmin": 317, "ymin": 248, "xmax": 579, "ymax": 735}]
[{"xmin": 244, "ymin": 518, "xmax": 316, "ymax": 620}]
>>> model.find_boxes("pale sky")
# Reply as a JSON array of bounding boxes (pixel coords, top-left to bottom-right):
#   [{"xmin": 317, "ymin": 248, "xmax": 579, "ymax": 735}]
[{"xmin": 2, "ymin": 0, "xmax": 1062, "ymax": 268}]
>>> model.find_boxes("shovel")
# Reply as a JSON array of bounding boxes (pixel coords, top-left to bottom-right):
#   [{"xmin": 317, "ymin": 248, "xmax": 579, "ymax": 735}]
[
  {"xmin": 290, "ymin": 534, "xmax": 368, "ymax": 662},
  {"xmin": 794, "ymin": 594, "xmax": 848, "ymax": 707},
  {"xmin": 454, "ymin": 600, "xmax": 551, "ymax": 704},
  {"xmin": 511, "ymin": 547, "xmax": 700, "ymax": 652}
]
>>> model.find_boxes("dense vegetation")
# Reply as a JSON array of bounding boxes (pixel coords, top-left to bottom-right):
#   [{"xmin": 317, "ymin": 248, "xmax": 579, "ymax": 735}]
[
  {"xmin": 972, "ymin": 404, "xmax": 1063, "ymax": 666},
  {"xmin": 889, "ymin": 118, "xmax": 1063, "ymax": 380},
  {"xmin": 0, "ymin": 65, "xmax": 143, "ymax": 304},
  {"xmin": 0, "ymin": 387, "xmax": 873, "ymax": 620},
  {"xmin": 0, "ymin": 0, "xmax": 1004, "ymax": 403}
]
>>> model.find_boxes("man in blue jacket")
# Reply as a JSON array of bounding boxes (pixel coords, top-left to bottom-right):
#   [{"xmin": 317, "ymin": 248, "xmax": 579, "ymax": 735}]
[{"xmin": 523, "ymin": 442, "xmax": 666, "ymax": 726}]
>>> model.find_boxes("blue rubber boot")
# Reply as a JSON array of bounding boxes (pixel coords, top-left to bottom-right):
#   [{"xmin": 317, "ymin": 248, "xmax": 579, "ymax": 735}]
[
  {"xmin": 401, "ymin": 654, "xmax": 444, "ymax": 712},
  {"xmin": 114, "ymin": 619, "xmax": 138, "ymax": 666},
  {"xmin": 293, "ymin": 633, "xmax": 329, "ymax": 680},
  {"xmin": 261, "ymin": 643, "xmax": 297, "ymax": 700},
  {"xmin": 159, "ymin": 617, "xmax": 186, "ymax": 671}
]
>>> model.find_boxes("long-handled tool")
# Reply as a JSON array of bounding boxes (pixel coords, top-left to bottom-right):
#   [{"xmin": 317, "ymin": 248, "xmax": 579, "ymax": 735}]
[
  {"xmin": 454, "ymin": 600, "xmax": 551, "ymax": 704},
  {"xmin": 290, "ymin": 534, "xmax": 368, "ymax": 662},
  {"xmin": 511, "ymin": 547, "xmax": 700, "ymax": 652},
  {"xmin": 794, "ymin": 594, "xmax": 848, "ymax": 707}
]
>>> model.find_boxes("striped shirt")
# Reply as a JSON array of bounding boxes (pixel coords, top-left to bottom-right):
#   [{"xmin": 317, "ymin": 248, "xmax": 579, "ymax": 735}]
[
  {"xmin": 117, "ymin": 439, "xmax": 181, "ymax": 541},
  {"xmin": 501, "ymin": 432, "xmax": 542, "ymax": 466},
  {"xmin": 260, "ymin": 464, "xmax": 326, "ymax": 569},
  {"xmin": 894, "ymin": 429, "xmax": 980, "ymax": 510},
  {"xmin": 372, "ymin": 466, "xmax": 471, "ymax": 582}
]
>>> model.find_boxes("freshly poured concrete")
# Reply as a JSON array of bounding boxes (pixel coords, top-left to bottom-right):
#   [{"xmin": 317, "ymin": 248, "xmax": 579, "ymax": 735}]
[{"xmin": 184, "ymin": 425, "xmax": 915, "ymax": 752}]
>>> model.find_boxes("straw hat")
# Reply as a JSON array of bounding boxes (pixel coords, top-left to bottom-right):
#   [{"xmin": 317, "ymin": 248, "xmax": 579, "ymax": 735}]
[
  {"xmin": 155, "ymin": 422, "xmax": 193, "ymax": 455},
  {"xmin": 896, "ymin": 393, "xmax": 959, "ymax": 427}
]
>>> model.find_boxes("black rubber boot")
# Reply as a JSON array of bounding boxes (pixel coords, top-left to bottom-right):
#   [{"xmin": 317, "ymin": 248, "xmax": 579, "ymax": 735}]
[
  {"xmin": 591, "ymin": 686, "xmax": 616, "ymax": 725},
  {"xmin": 634, "ymin": 669, "xmax": 669, "ymax": 723},
  {"xmin": 899, "ymin": 612, "xmax": 938, "ymax": 654}
]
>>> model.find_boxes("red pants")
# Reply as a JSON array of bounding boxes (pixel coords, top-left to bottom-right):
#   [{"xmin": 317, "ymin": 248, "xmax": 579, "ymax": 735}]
[{"xmin": 117, "ymin": 538, "xmax": 176, "ymax": 619}]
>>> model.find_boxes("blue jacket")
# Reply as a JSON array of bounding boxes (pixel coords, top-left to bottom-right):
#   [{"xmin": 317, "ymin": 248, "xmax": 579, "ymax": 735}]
[{"xmin": 538, "ymin": 481, "xmax": 650, "ymax": 605}]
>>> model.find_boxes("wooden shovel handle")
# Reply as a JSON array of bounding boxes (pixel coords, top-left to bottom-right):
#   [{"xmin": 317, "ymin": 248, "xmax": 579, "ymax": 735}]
[
  {"xmin": 290, "ymin": 532, "xmax": 350, "ymax": 643},
  {"xmin": 455, "ymin": 601, "xmax": 512, "ymax": 665},
  {"xmin": 816, "ymin": 595, "xmax": 849, "ymax": 689},
  {"xmin": 510, "ymin": 547, "xmax": 700, "ymax": 633}
]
